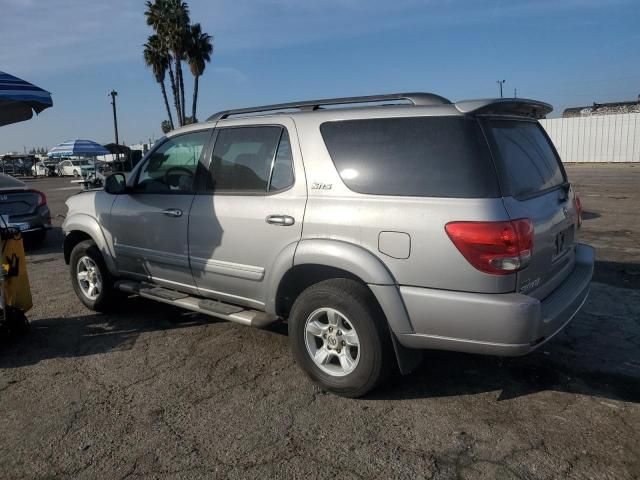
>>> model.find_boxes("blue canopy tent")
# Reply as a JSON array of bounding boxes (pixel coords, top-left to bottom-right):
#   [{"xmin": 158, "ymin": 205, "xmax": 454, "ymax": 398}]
[
  {"xmin": 0, "ymin": 71, "xmax": 53, "ymax": 127},
  {"xmin": 47, "ymin": 139, "xmax": 109, "ymax": 158}
]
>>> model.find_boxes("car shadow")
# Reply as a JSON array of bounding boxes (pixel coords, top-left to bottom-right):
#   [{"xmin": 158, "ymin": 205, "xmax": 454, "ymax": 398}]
[
  {"xmin": 0, "ymin": 297, "xmax": 216, "ymax": 369},
  {"xmin": 23, "ymin": 226, "xmax": 64, "ymax": 256},
  {"xmin": 581, "ymin": 210, "xmax": 601, "ymax": 221},
  {"xmin": 370, "ymin": 344, "xmax": 640, "ymax": 404},
  {"xmin": 2, "ymin": 293, "xmax": 638, "ymax": 405},
  {"xmin": 594, "ymin": 260, "xmax": 640, "ymax": 290},
  {"xmin": 370, "ymin": 266, "xmax": 640, "ymax": 404}
]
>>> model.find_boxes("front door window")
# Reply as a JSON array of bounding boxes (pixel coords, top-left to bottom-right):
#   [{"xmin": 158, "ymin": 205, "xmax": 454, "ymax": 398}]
[{"xmin": 136, "ymin": 130, "xmax": 210, "ymax": 193}]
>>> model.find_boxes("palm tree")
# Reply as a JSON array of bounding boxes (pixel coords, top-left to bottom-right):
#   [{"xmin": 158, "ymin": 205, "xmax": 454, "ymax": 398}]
[
  {"xmin": 145, "ymin": 0, "xmax": 181, "ymax": 125},
  {"xmin": 144, "ymin": 0, "xmax": 190, "ymax": 126},
  {"xmin": 164, "ymin": 0, "xmax": 190, "ymax": 125},
  {"xmin": 144, "ymin": 34, "xmax": 174, "ymax": 130},
  {"xmin": 186, "ymin": 23, "xmax": 213, "ymax": 122}
]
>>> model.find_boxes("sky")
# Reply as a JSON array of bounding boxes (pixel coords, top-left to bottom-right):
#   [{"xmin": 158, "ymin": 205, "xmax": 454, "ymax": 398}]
[{"xmin": 1, "ymin": 0, "xmax": 639, "ymax": 153}]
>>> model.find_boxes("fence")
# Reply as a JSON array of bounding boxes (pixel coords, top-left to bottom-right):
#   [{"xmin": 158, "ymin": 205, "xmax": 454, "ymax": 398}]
[{"xmin": 539, "ymin": 113, "xmax": 640, "ymax": 163}]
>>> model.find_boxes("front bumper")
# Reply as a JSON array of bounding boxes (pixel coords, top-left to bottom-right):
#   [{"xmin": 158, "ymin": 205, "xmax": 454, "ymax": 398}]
[{"xmin": 396, "ymin": 243, "xmax": 594, "ymax": 356}]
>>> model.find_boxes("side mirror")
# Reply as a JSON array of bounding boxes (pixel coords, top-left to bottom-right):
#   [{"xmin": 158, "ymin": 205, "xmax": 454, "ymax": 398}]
[{"xmin": 104, "ymin": 172, "xmax": 127, "ymax": 195}]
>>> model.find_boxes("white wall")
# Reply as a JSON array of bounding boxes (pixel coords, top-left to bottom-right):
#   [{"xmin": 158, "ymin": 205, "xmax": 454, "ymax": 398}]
[{"xmin": 539, "ymin": 113, "xmax": 640, "ymax": 163}]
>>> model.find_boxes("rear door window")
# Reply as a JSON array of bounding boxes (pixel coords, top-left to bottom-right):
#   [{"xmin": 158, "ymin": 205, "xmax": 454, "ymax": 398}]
[
  {"xmin": 320, "ymin": 116, "xmax": 499, "ymax": 198},
  {"xmin": 486, "ymin": 119, "xmax": 565, "ymax": 198},
  {"xmin": 208, "ymin": 126, "xmax": 293, "ymax": 194}
]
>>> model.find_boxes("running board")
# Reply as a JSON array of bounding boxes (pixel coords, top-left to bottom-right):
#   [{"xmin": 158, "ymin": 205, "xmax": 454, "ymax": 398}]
[{"xmin": 115, "ymin": 281, "xmax": 277, "ymax": 328}]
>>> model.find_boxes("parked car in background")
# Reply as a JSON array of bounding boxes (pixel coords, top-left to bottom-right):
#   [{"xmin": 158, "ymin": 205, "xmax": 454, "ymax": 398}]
[
  {"xmin": 44, "ymin": 161, "xmax": 59, "ymax": 176},
  {"xmin": 0, "ymin": 173, "xmax": 50, "ymax": 244},
  {"xmin": 0, "ymin": 161, "xmax": 16, "ymax": 175},
  {"xmin": 32, "ymin": 162, "xmax": 45, "ymax": 176},
  {"xmin": 32, "ymin": 162, "xmax": 49, "ymax": 176},
  {"xmin": 62, "ymin": 93, "xmax": 594, "ymax": 397},
  {"xmin": 32, "ymin": 161, "xmax": 59, "ymax": 176},
  {"xmin": 56, "ymin": 159, "xmax": 95, "ymax": 177}
]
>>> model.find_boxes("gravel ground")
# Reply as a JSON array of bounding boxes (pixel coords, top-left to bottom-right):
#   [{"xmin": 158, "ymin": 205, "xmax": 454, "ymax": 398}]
[{"xmin": 0, "ymin": 165, "xmax": 638, "ymax": 480}]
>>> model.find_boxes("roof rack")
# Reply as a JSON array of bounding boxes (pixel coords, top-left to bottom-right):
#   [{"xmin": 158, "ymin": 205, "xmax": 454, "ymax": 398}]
[{"xmin": 207, "ymin": 92, "xmax": 451, "ymax": 121}]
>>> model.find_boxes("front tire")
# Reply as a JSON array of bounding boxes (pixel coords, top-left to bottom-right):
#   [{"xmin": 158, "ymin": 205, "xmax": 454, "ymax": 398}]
[
  {"xmin": 288, "ymin": 279, "xmax": 393, "ymax": 397},
  {"xmin": 69, "ymin": 240, "xmax": 118, "ymax": 312}
]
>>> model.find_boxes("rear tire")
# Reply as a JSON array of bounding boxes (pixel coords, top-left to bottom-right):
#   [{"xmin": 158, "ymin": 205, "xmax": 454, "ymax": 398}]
[
  {"xmin": 69, "ymin": 240, "xmax": 119, "ymax": 312},
  {"xmin": 288, "ymin": 279, "xmax": 393, "ymax": 398},
  {"xmin": 73, "ymin": 170, "xmax": 79, "ymax": 177}
]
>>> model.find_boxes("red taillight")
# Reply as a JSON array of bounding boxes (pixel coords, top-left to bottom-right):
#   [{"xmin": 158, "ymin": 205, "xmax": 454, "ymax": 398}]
[
  {"xmin": 28, "ymin": 189, "xmax": 46, "ymax": 207},
  {"xmin": 574, "ymin": 195, "xmax": 582, "ymax": 228},
  {"xmin": 445, "ymin": 219, "xmax": 534, "ymax": 275}
]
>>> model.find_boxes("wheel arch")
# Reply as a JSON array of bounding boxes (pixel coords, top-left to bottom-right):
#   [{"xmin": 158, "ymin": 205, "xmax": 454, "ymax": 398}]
[
  {"xmin": 63, "ymin": 215, "xmax": 117, "ymax": 275},
  {"xmin": 268, "ymin": 239, "xmax": 413, "ymax": 335}
]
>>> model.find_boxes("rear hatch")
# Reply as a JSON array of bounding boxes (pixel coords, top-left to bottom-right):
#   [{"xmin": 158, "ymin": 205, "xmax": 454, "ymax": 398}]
[
  {"xmin": 483, "ymin": 117, "xmax": 579, "ymax": 298},
  {"xmin": 0, "ymin": 189, "xmax": 41, "ymax": 216}
]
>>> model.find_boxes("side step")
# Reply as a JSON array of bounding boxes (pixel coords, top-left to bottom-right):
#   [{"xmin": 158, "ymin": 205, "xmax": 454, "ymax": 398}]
[{"xmin": 116, "ymin": 281, "xmax": 277, "ymax": 328}]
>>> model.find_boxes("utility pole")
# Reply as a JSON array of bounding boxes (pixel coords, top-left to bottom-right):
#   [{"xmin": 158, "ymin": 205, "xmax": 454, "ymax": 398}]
[
  {"xmin": 496, "ymin": 79, "xmax": 506, "ymax": 98},
  {"xmin": 109, "ymin": 90, "xmax": 119, "ymax": 163},
  {"xmin": 109, "ymin": 90, "xmax": 119, "ymax": 145},
  {"xmin": 514, "ymin": 88, "xmax": 517, "ymax": 98}
]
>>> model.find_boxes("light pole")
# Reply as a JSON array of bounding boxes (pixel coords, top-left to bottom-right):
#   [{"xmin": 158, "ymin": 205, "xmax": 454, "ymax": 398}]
[
  {"xmin": 496, "ymin": 79, "xmax": 506, "ymax": 98},
  {"xmin": 109, "ymin": 90, "xmax": 119, "ymax": 162},
  {"xmin": 109, "ymin": 90, "xmax": 119, "ymax": 145}
]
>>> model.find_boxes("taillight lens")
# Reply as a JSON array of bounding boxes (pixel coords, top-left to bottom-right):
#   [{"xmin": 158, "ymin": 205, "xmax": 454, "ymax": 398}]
[
  {"xmin": 445, "ymin": 219, "xmax": 534, "ymax": 275},
  {"xmin": 574, "ymin": 195, "xmax": 582, "ymax": 228},
  {"xmin": 28, "ymin": 189, "xmax": 46, "ymax": 207}
]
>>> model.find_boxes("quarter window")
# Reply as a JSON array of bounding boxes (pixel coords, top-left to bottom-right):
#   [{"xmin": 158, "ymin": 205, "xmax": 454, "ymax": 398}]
[
  {"xmin": 269, "ymin": 130, "xmax": 294, "ymax": 192},
  {"xmin": 135, "ymin": 130, "xmax": 209, "ymax": 193},
  {"xmin": 487, "ymin": 120, "xmax": 565, "ymax": 198}
]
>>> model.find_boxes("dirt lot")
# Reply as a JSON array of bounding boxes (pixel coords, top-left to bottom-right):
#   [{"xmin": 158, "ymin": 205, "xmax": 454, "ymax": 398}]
[{"xmin": 0, "ymin": 165, "xmax": 638, "ymax": 479}]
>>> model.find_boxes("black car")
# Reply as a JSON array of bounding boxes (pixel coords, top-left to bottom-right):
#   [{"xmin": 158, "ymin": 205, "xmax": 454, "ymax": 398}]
[{"xmin": 0, "ymin": 174, "xmax": 50, "ymax": 244}]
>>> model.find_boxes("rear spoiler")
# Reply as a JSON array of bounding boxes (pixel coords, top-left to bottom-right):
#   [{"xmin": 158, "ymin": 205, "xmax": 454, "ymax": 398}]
[{"xmin": 454, "ymin": 98, "xmax": 553, "ymax": 119}]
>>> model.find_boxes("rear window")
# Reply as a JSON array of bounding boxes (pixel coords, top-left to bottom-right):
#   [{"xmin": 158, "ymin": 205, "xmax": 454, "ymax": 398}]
[
  {"xmin": 487, "ymin": 119, "xmax": 565, "ymax": 198},
  {"xmin": 320, "ymin": 117, "xmax": 499, "ymax": 198}
]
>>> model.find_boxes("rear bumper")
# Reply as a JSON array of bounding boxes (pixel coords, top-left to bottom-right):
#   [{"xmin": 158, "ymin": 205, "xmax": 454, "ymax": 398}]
[
  {"xmin": 396, "ymin": 243, "xmax": 594, "ymax": 356},
  {"xmin": 5, "ymin": 206, "xmax": 51, "ymax": 233}
]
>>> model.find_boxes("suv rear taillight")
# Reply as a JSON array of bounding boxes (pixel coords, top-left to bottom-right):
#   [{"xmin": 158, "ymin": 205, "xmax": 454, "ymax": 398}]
[
  {"xmin": 574, "ymin": 195, "xmax": 582, "ymax": 228},
  {"xmin": 445, "ymin": 219, "xmax": 534, "ymax": 275}
]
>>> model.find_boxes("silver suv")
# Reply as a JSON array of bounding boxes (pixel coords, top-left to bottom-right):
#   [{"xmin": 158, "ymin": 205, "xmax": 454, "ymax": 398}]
[{"xmin": 62, "ymin": 93, "xmax": 594, "ymax": 397}]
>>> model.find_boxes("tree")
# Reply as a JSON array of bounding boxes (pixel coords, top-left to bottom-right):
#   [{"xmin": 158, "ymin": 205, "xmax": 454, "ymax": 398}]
[
  {"xmin": 145, "ymin": 0, "xmax": 190, "ymax": 126},
  {"xmin": 165, "ymin": 0, "xmax": 190, "ymax": 125},
  {"xmin": 161, "ymin": 120, "xmax": 172, "ymax": 133},
  {"xmin": 144, "ymin": 0, "xmax": 211, "ymax": 127},
  {"xmin": 144, "ymin": 34, "xmax": 174, "ymax": 130},
  {"xmin": 186, "ymin": 23, "xmax": 213, "ymax": 123}
]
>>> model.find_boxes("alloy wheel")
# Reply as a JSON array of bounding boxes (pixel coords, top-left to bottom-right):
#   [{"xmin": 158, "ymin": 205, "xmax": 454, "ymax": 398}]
[
  {"xmin": 76, "ymin": 256, "xmax": 102, "ymax": 300},
  {"xmin": 304, "ymin": 307, "xmax": 360, "ymax": 377}
]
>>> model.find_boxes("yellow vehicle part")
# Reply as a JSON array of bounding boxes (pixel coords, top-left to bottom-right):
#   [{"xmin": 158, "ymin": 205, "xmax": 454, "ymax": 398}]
[{"xmin": 2, "ymin": 234, "xmax": 32, "ymax": 313}]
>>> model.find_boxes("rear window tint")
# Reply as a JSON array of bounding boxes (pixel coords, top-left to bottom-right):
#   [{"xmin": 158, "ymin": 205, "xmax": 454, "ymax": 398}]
[
  {"xmin": 320, "ymin": 117, "xmax": 499, "ymax": 198},
  {"xmin": 487, "ymin": 119, "xmax": 565, "ymax": 198}
]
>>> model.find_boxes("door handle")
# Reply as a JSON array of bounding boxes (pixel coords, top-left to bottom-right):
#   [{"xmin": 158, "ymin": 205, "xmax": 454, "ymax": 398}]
[
  {"xmin": 162, "ymin": 208, "xmax": 183, "ymax": 218},
  {"xmin": 265, "ymin": 214, "xmax": 295, "ymax": 226}
]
